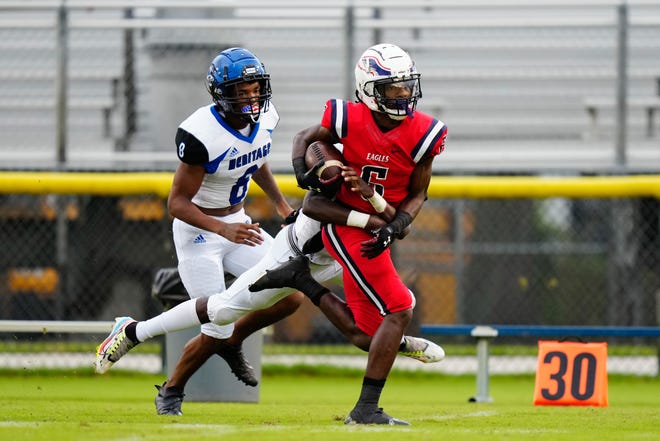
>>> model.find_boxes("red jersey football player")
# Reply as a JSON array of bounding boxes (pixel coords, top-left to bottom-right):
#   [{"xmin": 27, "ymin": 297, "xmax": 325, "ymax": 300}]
[{"xmin": 255, "ymin": 43, "xmax": 446, "ymax": 425}]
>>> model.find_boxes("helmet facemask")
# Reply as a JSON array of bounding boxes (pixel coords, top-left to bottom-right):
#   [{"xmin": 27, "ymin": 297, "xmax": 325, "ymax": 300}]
[
  {"xmin": 369, "ymin": 75, "xmax": 421, "ymax": 120},
  {"xmin": 211, "ymin": 79, "xmax": 271, "ymax": 124}
]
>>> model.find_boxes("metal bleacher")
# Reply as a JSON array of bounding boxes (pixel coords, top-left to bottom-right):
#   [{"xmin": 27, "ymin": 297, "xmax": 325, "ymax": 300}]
[
  {"xmin": 1, "ymin": 1, "xmax": 660, "ymax": 173},
  {"xmin": 0, "ymin": 7, "xmax": 125, "ymax": 165},
  {"xmin": 245, "ymin": 2, "xmax": 660, "ymax": 173}
]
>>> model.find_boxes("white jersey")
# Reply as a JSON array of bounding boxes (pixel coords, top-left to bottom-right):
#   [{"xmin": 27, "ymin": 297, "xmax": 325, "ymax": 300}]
[
  {"xmin": 175, "ymin": 103, "xmax": 279, "ymax": 208},
  {"xmin": 171, "ymin": 103, "xmax": 279, "ymax": 340}
]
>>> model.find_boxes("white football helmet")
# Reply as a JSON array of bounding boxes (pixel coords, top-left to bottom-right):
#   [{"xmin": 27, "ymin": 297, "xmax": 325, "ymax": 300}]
[{"xmin": 354, "ymin": 43, "xmax": 422, "ymax": 120}]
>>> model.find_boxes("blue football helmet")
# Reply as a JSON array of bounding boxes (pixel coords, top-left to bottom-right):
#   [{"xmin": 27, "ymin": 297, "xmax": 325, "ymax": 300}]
[{"xmin": 206, "ymin": 47, "xmax": 272, "ymax": 123}]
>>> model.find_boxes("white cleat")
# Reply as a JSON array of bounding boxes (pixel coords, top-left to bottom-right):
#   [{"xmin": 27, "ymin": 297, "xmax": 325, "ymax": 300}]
[
  {"xmin": 95, "ymin": 317, "xmax": 137, "ymax": 374},
  {"xmin": 399, "ymin": 336, "xmax": 445, "ymax": 363}
]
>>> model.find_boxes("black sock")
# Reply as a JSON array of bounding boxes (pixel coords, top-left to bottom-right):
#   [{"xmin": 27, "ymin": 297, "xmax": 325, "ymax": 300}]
[
  {"xmin": 288, "ymin": 267, "xmax": 329, "ymax": 305},
  {"xmin": 164, "ymin": 385, "xmax": 183, "ymax": 396},
  {"xmin": 124, "ymin": 322, "xmax": 140, "ymax": 345},
  {"xmin": 356, "ymin": 377, "xmax": 386, "ymax": 409}
]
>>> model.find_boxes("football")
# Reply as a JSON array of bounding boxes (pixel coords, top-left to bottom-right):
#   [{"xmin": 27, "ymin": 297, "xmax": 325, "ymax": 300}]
[{"xmin": 305, "ymin": 140, "xmax": 344, "ymax": 182}]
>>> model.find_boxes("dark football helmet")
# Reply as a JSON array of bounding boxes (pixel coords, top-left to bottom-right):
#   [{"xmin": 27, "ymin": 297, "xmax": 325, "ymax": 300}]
[{"xmin": 206, "ymin": 47, "xmax": 272, "ymax": 123}]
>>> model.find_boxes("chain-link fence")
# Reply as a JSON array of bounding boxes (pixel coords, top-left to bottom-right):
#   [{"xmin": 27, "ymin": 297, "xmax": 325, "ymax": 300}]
[
  {"xmin": 4, "ymin": 182, "xmax": 658, "ymax": 328},
  {"xmin": 1, "ymin": 2, "xmax": 659, "ymax": 375},
  {"xmin": 1, "ymin": 177, "xmax": 658, "ymax": 374}
]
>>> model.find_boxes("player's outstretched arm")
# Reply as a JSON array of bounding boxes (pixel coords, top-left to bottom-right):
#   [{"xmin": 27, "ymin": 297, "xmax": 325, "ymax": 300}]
[{"xmin": 302, "ymin": 192, "xmax": 386, "ymax": 232}]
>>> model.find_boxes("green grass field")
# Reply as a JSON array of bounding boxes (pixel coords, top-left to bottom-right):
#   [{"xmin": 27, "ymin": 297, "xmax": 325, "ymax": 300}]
[{"xmin": 2, "ymin": 367, "xmax": 659, "ymax": 441}]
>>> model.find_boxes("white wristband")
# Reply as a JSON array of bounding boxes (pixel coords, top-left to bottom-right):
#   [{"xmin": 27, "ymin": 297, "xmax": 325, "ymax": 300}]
[
  {"xmin": 367, "ymin": 192, "xmax": 388, "ymax": 213},
  {"xmin": 346, "ymin": 210, "xmax": 370, "ymax": 228}
]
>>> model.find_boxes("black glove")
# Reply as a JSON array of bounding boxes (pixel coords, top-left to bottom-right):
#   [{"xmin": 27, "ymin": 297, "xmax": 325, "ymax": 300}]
[
  {"xmin": 293, "ymin": 156, "xmax": 324, "ymax": 192},
  {"xmin": 360, "ymin": 225, "xmax": 396, "ymax": 259},
  {"xmin": 360, "ymin": 211, "xmax": 413, "ymax": 259}
]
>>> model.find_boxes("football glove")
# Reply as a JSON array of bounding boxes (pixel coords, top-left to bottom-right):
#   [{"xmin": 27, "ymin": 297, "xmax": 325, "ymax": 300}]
[
  {"xmin": 360, "ymin": 225, "xmax": 396, "ymax": 259},
  {"xmin": 293, "ymin": 157, "xmax": 324, "ymax": 192},
  {"xmin": 360, "ymin": 211, "xmax": 413, "ymax": 259}
]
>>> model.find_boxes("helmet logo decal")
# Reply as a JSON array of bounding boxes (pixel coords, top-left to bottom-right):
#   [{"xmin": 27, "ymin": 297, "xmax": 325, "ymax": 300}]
[
  {"xmin": 242, "ymin": 66, "xmax": 259, "ymax": 76},
  {"xmin": 359, "ymin": 56, "xmax": 391, "ymax": 77}
]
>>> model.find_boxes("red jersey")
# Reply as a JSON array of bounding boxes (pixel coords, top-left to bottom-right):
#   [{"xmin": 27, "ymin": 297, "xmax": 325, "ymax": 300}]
[{"xmin": 321, "ymin": 99, "xmax": 446, "ymax": 213}]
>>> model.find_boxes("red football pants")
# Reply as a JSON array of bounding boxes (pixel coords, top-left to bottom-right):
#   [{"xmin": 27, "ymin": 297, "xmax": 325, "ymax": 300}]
[{"xmin": 322, "ymin": 223, "xmax": 415, "ymax": 336}]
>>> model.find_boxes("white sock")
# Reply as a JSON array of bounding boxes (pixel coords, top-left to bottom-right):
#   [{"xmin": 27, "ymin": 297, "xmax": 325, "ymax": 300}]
[{"xmin": 135, "ymin": 298, "xmax": 201, "ymax": 342}]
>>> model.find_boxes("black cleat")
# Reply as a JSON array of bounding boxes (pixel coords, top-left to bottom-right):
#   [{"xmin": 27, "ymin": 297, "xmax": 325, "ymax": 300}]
[
  {"xmin": 217, "ymin": 342, "xmax": 258, "ymax": 387},
  {"xmin": 344, "ymin": 407, "xmax": 410, "ymax": 426},
  {"xmin": 248, "ymin": 255, "xmax": 311, "ymax": 292},
  {"xmin": 154, "ymin": 382, "xmax": 184, "ymax": 416}
]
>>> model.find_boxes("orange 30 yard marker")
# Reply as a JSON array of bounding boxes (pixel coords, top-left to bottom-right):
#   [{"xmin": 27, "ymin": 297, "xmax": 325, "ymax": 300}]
[{"xmin": 533, "ymin": 340, "xmax": 608, "ymax": 407}]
